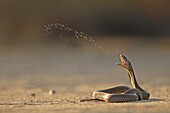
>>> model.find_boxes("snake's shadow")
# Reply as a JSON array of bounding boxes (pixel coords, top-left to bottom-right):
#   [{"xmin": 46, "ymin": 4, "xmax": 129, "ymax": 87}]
[{"xmin": 133, "ymin": 98, "xmax": 165, "ymax": 103}]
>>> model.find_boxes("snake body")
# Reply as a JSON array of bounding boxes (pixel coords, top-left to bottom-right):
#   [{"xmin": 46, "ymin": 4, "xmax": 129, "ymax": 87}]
[{"xmin": 79, "ymin": 55, "xmax": 150, "ymax": 103}]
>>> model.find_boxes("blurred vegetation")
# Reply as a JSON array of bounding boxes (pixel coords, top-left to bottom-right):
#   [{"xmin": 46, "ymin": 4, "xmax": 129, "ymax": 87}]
[{"xmin": 0, "ymin": 0, "xmax": 170, "ymax": 44}]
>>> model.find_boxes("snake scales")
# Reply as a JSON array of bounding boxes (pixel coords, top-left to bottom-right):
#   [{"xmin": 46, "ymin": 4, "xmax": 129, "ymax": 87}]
[{"xmin": 79, "ymin": 55, "xmax": 150, "ymax": 103}]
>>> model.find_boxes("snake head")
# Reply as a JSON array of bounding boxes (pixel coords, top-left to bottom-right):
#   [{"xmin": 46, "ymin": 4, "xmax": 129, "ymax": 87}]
[{"xmin": 116, "ymin": 54, "xmax": 133, "ymax": 71}]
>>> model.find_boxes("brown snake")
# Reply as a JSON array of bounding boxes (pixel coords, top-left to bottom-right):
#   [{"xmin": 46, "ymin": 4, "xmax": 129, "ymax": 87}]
[{"xmin": 79, "ymin": 55, "xmax": 150, "ymax": 102}]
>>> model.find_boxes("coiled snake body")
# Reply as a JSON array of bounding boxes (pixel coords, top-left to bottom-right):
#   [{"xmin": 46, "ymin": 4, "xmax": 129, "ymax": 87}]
[{"xmin": 79, "ymin": 55, "xmax": 150, "ymax": 103}]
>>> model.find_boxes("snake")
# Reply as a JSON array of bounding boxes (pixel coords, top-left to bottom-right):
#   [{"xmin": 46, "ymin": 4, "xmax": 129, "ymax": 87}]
[{"xmin": 79, "ymin": 55, "xmax": 150, "ymax": 102}]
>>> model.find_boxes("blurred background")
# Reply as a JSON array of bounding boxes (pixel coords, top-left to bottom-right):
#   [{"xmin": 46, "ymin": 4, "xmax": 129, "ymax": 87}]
[
  {"xmin": 0, "ymin": 0, "xmax": 170, "ymax": 90},
  {"xmin": 0, "ymin": 0, "xmax": 170, "ymax": 41}
]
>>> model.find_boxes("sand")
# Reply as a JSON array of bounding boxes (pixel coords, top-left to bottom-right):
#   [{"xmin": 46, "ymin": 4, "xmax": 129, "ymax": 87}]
[{"xmin": 0, "ymin": 37, "xmax": 170, "ymax": 113}]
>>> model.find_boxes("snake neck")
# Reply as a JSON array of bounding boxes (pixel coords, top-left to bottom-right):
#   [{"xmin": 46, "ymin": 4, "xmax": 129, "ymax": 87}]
[{"xmin": 128, "ymin": 70, "xmax": 145, "ymax": 92}]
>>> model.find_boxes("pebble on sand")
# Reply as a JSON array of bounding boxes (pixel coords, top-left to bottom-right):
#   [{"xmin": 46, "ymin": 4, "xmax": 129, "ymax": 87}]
[
  {"xmin": 49, "ymin": 89, "xmax": 56, "ymax": 95},
  {"xmin": 30, "ymin": 93, "xmax": 36, "ymax": 97}
]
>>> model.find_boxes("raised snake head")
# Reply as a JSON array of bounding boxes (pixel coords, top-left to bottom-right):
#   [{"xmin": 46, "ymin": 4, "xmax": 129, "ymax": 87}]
[{"xmin": 116, "ymin": 54, "xmax": 133, "ymax": 71}]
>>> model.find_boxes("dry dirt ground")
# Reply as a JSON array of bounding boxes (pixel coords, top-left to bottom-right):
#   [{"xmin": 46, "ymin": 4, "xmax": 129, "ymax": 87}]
[{"xmin": 0, "ymin": 38, "xmax": 170, "ymax": 113}]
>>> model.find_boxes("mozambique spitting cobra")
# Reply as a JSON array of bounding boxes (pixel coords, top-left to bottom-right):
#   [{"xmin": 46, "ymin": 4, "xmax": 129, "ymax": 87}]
[{"xmin": 79, "ymin": 55, "xmax": 150, "ymax": 102}]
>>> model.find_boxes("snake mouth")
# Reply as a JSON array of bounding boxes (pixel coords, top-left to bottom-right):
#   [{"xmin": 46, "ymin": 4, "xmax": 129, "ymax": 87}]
[{"xmin": 116, "ymin": 54, "xmax": 132, "ymax": 70}]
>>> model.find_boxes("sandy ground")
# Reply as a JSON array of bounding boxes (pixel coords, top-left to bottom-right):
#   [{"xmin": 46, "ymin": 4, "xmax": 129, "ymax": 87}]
[{"xmin": 0, "ymin": 37, "xmax": 170, "ymax": 113}]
